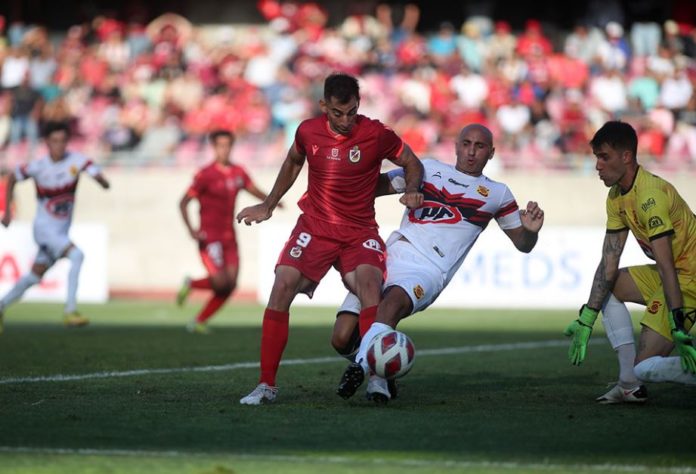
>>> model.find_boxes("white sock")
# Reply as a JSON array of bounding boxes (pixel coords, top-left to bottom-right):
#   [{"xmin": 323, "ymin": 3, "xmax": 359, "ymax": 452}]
[
  {"xmin": 602, "ymin": 294, "xmax": 639, "ymax": 387},
  {"xmin": 355, "ymin": 322, "xmax": 392, "ymax": 372},
  {"xmin": 634, "ymin": 356, "xmax": 696, "ymax": 385},
  {"xmin": 65, "ymin": 247, "xmax": 84, "ymax": 314},
  {"xmin": 1, "ymin": 272, "xmax": 41, "ymax": 309}
]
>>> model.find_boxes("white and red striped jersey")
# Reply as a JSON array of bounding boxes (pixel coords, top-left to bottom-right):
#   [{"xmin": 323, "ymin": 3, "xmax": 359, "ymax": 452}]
[
  {"xmin": 387, "ymin": 159, "xmax": 521, "ymax": 281},
  {"xmin": 15, "ymin": 152, "xmax": 101, "ymax": 236}
]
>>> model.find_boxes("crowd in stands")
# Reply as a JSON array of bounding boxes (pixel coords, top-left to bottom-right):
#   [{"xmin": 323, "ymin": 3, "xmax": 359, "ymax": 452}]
[{"xmin": 0, "ymin": 1, "xmax": 695, "ymax": 172}]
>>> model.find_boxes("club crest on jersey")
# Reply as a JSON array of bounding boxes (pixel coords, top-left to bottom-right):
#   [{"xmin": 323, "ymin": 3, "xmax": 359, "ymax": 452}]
[
  {"xmin": 349, "ymin": 146, "xmax": 361, "ymax": 163},
  {"xmin": 69, "ymin": 165, "xmax": 79, "ymax": 177},
  {"xmin": 289, "ymin": 246, "xmax": 303, "ymax": 258},
  {"xmin": 413, "ymin": 285, "xmax": 425, "ymax": 300},
  {"xmin": 476, "ymin": 185, "xmax": 489, "ymax": 197}
]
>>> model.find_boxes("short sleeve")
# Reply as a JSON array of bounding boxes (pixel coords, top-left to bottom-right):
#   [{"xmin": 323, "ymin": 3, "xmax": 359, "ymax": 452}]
[
  {"xmin": 188, "ymin": 170, "xmax": 207, "ymax": 197},
  {"xmin": 495, "ymin": 185, "xmax": 521, "ymax": 230},
  {"xmin": 377, "ymin": 123, "xmax": 404, "ymax": 160},
  {"xmin": 605, "ymin": 192, "xmax": 627, "ymax": 233}
]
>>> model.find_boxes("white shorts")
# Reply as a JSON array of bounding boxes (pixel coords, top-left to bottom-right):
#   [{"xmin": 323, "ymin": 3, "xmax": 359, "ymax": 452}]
[
  {"xmin": 337, "ymin": 239, "xmax": 446, "ymax": 316},
  {"xmin": 33, "ymin": 228, "xmax": 72, "ymax": 266}
]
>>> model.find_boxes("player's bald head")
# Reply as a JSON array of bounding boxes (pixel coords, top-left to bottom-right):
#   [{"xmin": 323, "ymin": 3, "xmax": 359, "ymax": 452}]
[{"xmin": 459, "ymin": 124, "xmax": 493, "ymax": 146}]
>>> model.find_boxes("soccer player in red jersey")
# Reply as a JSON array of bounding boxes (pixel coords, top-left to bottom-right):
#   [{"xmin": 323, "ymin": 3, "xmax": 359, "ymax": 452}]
[
  {"xmin": 177, "ymin": 129, "xmax": 272, "ymax": 334},
  {"xmin": 237, "ymin": 73, "xmax": 424, "ymax": 405}
]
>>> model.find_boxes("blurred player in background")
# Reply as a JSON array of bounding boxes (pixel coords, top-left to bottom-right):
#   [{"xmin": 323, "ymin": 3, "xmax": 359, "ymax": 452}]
[
  {"xmin": 0, "ymin": 121, "xmax": 110, "ymax": 332},
  {"xmin": 565, "ymin": 121, "xmax": 696, "ymax": 404},
  {"xmin": 177, "ymin": 129, "xmax": 273, "ymax": 334},
  {"xmin": 236, "ymin": 72, "xmax": 424, "ymax": 405},
  {"xmin": 333, "ymin": 124, "xmax": 545, "ymax": 402}
]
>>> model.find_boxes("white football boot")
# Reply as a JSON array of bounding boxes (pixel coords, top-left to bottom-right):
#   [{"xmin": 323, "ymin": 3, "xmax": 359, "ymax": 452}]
[
  {"xmin": 596, "ymin": 383, "xmax": 648, "ymax": 404},
  {"xmin": 366, "ymin": 374, "xmax": 391, "ymax": 404},
  {"xmin": 240, "ymin": 383, "xmax": 278, "ymax": 405}
]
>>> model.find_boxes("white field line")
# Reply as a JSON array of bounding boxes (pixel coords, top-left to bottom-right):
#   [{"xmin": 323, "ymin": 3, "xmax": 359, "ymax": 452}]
[
  {"xmin": 0, "ymin": 446, "xmax": 694, "ymax": 473},
  {"xmin": 0, "ymin": 339, "xmax": 599, "ymax": 385}
]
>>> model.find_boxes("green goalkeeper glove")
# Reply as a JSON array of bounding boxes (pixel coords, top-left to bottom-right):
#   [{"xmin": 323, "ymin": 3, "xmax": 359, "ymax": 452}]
[
  {"xmin": 668, "ymin": 308, "xmax": 696, "ymax": 375},
  {"xmin": 564, "ymin": 305, "xmax": 599, "ymax": 366}
]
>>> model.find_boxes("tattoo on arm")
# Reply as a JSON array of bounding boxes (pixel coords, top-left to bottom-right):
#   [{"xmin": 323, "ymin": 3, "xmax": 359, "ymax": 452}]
[{"xmin": 588, "ymin": 232, "xmax": 626, "ymax": 309}]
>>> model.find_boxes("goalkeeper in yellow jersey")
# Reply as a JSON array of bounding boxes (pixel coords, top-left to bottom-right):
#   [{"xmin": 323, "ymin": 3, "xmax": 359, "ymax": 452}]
[{"xmin": 564, "ymin": 121, "xmax": 696, "ymax": 404}]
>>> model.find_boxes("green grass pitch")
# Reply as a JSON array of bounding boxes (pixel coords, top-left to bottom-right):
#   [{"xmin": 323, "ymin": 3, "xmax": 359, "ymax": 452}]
[{"xmin": 0, "ymin": 301, "xmax": 695, "ymax": 473}]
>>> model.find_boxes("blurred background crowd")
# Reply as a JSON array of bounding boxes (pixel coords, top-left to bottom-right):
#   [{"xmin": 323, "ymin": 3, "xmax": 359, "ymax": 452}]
[{"xmin": 0, "ymin": 0, "xmax": 695, "ymax": 172}]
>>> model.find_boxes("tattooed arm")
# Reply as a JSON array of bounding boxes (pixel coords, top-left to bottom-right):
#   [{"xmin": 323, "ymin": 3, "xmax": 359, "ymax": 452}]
[{"xmin": 586, "ymin": 230, "xmax": 629, "ymax": 309}]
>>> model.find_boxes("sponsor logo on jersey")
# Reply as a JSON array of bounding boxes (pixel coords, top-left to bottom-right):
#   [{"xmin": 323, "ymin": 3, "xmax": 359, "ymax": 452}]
[
  {"xmin": 362, "ymin": 239, "xmax": 383, "ymax": 252},
  {"xmin": 448, "ymin": 178, "xmax": 469, "ymax": 188},
  {"xmin": 647, "ymin": 300, "xmax": 662, "ymax": 314},
  {"xmin": 289, "ymin": 246, "xmax": 303, "ymax": 258},
  {"xmin": 641, "ymin": 198, "xmax": 656, "ymax": 212},
  {"xmin": 432, "ymin": 172, "xmax": 442, "ymax": 179},
  {"xmin": 349, "ymin": 146, "xmax": 361, "ymax": 163},
  {"xmin": 311, "ymin": 145, "xmax": 319, "ymax": 155},
  {"xmin": 45, "ymin": 195, "xmax": 75, "ymax": 218},
  {"xmin": 476, "ymin": 185, "xmax": 489, "ymax": 197},
  {"xmin": 69, "ymin": 165, "xmax": 79, "ymax": 177},
  {"xmin": 326, "ymin": 148, "xmax": 340, "ymax": 161},
  {"xmin": 413, "ymin": 284, "xmax": 425, "ymax": 300},
  {"xmin": 409, "ymin": 201, "xmax": 462, "ymax": 225},
  {"xmin": 648, "ymin": 216, "xmax": 664, "ymax": 229}
]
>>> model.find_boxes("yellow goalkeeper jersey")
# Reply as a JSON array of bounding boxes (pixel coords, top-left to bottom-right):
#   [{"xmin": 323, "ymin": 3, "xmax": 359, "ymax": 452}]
[{"xmin": 605, "ymin": 166, "xmax": 696, "ymax": 277}]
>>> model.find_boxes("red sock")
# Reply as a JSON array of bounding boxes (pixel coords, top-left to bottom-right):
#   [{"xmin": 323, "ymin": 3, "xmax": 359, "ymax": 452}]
[
  {"xmin": 358, "ymin": 305, "xmax": 378, "ymax": 337},
  {"xmin": 259, "ymin": 308, "xmax": 289, "ymax": 387},
  {"xmin": 196, "ymin": 294, "xmax": 229, "ymax": 323},
  {"xmin": 191, "ymin": 277, "xmax": 212, "ymax": 290}
]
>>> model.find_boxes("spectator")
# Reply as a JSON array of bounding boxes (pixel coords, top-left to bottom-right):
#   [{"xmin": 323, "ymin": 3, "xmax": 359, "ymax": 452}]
[{"xmin": 8, "ymin": 71, "xmax": 43, "ymax": 152}]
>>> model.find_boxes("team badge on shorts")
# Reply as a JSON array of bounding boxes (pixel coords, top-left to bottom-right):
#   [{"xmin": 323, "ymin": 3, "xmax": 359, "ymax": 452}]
[
  {"xmin": 413, "ymin": 285, "xmax": 425, "ymax": 300},
  {"xmin": 477, "ymin": 185, "xmax": 489, "ymax": 197},
  {"xmin": 289, "ymin": 246, "xmax": 303, "ymax": 258},
  {"xmin": 349, "ymin": 146, "xmax": 361, "ymax": 163},
  {"xmin": 647, "ymin": 300, "xmax": 662, "ymax": 314}
]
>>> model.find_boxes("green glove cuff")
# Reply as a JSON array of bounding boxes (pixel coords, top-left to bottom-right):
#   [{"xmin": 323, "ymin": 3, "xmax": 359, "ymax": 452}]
[{"xmin": 578, "ymin": 305, "xmax": 599, "ymax": 328}]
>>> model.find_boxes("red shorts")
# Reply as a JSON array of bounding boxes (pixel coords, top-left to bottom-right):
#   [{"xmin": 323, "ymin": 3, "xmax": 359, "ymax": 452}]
[
  {"xmin": 276, "ymin": 214, "xmax": 386, "ymax": 283},
  {"xmin": 199, "ymin": 239, "xmax": 239, "ymax": 274}
]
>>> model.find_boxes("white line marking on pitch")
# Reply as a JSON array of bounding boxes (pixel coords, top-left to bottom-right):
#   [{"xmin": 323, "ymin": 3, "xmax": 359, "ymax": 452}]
[
  {"xmin": 0, "ymin": 446, "xmax": 693, "ymax": 473},
  {"xmin": 0, "ymin": 339, "xmax": 597, "ymax": 385}
]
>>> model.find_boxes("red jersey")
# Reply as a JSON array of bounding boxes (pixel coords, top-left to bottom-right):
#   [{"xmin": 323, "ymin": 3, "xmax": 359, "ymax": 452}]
[
  {"xmin": 187, "ymin": 162, "xmax": 251, "ymax": 241},
  {"xmin": 294, "ymin": 114, "xmax": 403, "ymax": 228}
]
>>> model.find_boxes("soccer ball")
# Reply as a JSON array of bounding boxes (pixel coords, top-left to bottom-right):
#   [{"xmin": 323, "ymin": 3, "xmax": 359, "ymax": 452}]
[{"xmin": 366, "ymin": 330, "xmax": 415, "ymax": 379}]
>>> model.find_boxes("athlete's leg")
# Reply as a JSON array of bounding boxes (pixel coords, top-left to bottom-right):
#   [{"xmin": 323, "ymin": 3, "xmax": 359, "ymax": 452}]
[
  {"xmin": 61, "ymin": 244, "xmax": 84, "ymax": 314},
  {"xmin": 258, "ymin": 265, "xmax": 315, "ymax": 387},
  {"xmin": 0, "ymin": 263, "xmax": 47, "ymax": 310},
  {"xmin": 601, "ymin": 268, "xmax": 644, "ymax": 389}
]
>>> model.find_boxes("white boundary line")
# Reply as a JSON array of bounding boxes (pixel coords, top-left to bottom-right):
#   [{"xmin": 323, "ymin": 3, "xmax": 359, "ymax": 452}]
[
  {"xmin": 0, "ymin": 446, "xmax": 694, "ymax": 473},
  {"xmin": 0, "ymin": 339, "xmax": 584, "ymax": 385}
]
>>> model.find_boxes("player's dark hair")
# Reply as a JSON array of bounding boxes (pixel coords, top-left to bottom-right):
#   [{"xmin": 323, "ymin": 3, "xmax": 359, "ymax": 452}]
[
  {"xmin": 42, "ymin": 121, "xmax": 71, "ymax": 139},
  {"xmin": 590, "ymin": 121, "xmax": 638, "ymax": 160},
  {"xmin": 209, "ymin": 129, "xmax": 235, "ymax": 143},
  {"xmin": 324, "ymin": 73, "xmax": 360, "ymax": 104}
]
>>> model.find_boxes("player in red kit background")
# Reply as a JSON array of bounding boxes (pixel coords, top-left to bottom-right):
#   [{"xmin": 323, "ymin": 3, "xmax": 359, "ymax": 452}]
[
  {"xmin": 177, "ymin": 129, "xmax": 273, "ymax": 334},
  {"xmin": 237, "ymin": 73, "xmax": 424, "ymax": 405}
]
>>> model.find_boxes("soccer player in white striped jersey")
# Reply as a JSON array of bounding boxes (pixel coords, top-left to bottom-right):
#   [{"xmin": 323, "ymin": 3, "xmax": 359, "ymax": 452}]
[
  {"xmin": 334, "ymin": 123, "xmax": 545, "ymax": 402},
  {"xmin": 0, "ymin": 122, "xmax": 110, "ymax": 332}
]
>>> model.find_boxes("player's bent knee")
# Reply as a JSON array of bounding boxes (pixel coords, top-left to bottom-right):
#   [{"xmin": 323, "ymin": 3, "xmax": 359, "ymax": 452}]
[{"xmin": 634, "ymin": 356, "xmax": 660, "ymax": 381}]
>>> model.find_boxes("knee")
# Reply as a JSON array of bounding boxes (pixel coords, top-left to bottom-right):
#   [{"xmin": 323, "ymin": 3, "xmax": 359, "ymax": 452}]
[
  {"xmin": 634, "ymin": 356, "xmax": 659, "ymax": 382},
  {"xmin": 68, "ymin": 247, "xmax": 84, "ymax": 264}
]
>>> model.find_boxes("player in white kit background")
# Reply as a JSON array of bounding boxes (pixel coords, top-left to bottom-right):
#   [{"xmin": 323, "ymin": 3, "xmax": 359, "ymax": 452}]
[
  {"xmin": 334, "ymin": 124, "xmax": 546, "ymax": 402},
  {"xmin": 0, "ymin": 121, "xmax": 110, "ymax": 332}
]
